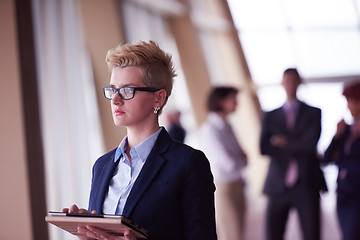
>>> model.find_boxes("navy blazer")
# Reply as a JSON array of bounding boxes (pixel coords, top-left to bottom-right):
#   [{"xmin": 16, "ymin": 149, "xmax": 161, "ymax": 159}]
[
  {"xmin": 88, "ymin": 128, "xmax": 217, "ymax": 240},
  {"xmin": 260, "ymin": 101, "xmax": 327, "ymax": 195},
  {"xmin": 323, "ymin": 125, "xmax": 360, "ymax": 198}
]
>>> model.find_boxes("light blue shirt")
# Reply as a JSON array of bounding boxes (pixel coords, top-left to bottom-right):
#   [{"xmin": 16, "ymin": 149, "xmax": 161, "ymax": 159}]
[{"xmin": 102, "ymin": 128, "xmax": 162, "ymax": 215}]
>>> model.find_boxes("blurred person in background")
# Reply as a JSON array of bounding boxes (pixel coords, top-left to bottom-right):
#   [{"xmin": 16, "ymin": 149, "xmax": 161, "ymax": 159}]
[
  {"xmin": 323, "ymin": 80, "xmax": 360, "ymax": 240},
  {"xmin": 260, "ymin": 68, "xmax": 327, "ymax": 240},
  {"xmin": 199, "ymin": 86, "xmax": 248, "ymax": 240},
  {"xmin": 165, "ymin": 110, "xmax": 186, "ymax": 143},
  {"xmin": 62, "ymin": 41, "xmax": 217, "ymax": 240}
]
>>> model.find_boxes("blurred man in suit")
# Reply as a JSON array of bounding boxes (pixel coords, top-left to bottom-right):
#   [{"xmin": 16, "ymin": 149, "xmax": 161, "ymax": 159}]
[
  {"xmin": 166, "ymin": 110, "xmax": 186, "ymax": 143},
  {"xmin": 260, "ymin": 68, "xmax": 327, "ymax": 240}
]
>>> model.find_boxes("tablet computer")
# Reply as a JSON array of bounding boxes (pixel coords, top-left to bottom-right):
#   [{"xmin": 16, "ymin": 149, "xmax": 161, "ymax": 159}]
[{"xmin": 45, "ymin": 211, "xmax": 148, "ymax": 239}]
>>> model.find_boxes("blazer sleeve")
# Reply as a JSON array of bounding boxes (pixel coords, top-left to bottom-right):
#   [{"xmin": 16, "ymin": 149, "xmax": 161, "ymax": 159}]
[
  {"xmin": 323, "ymin": 128, "xmax": 348, "ymax": 165},
  {"xmin": 260, "ymin": 110, "xmax": 287, "ymax": 159},
  {"xmin": 181, "ymin": 150, "xmax": 217, "ymax": 240}
]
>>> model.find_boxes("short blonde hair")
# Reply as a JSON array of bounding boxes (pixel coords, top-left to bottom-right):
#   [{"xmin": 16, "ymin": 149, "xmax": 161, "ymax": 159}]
[{"xmin": 106, "ymin": 41, "xmax": 177, "ymax": 108}]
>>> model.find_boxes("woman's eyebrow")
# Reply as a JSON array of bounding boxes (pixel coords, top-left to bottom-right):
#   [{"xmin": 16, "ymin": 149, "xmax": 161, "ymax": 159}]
[{"xmin": 108, "ymin": 83, "xmax": 137, "ymax": 88}]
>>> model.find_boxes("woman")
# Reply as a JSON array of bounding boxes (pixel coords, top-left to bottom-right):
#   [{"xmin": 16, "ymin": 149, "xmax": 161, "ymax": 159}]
[
  {"xmin": 63, "ymin": 41, "xmax": 217, "ymax": 240},
  {"xmin": 199, "ymin": 87, "xmax": 247, "ymax": 240},
  {"xmin": 323, "ymin": 80, "xmax": 360, "ymax": 240}
]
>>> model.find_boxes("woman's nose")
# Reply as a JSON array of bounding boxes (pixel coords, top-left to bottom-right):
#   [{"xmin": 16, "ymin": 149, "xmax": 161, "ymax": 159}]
[{"xmin": 111, "ymin": 91, "xmax": 123, "ymax": 104}]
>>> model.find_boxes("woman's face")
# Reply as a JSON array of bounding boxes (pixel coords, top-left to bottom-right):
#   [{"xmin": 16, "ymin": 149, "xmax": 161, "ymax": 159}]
[
  {"xmin": 221, "ymin": 93, "xmax": 238, "ymax": 115},
  {"xmin": 109, "ymin": 66, "xmax": 160, "ymax": 128},
  {"xmin": 347, "ymin": 98, "xmax": 360, "ymax": 121}
]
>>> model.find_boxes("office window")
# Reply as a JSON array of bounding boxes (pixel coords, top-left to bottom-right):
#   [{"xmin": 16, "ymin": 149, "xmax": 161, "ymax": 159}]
[
  {"xmin": 227, "ymin": 0, "xmax": 360, "ymax": 85},
  {"xmin": 228, "ymin": 0, "xmax": 360, "ymax": 153}
]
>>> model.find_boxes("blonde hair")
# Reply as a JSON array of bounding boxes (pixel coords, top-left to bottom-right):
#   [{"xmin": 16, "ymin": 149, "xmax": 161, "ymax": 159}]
[{"xmin": 106, "ymin": 41, "xmax": 177, "ymax": 113}]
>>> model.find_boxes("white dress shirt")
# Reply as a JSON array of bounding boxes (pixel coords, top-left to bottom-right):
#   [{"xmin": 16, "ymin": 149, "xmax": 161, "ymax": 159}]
[{"xmin": 199, "ymin": 112, "xmax": 247, "ymax": 183}]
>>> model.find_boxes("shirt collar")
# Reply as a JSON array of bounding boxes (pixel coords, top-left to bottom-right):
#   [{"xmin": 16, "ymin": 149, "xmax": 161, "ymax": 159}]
[
  {"xmin": 284, "ymin": 100, "xmax": 300, "ymax": 112},
  {"xmin": 114, "ymin": 127, "xmax": 163, "ymax": 163}
]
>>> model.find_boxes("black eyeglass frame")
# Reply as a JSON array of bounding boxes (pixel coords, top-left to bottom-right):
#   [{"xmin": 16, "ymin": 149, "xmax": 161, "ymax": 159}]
[{"xmin": 102, "ymin": 86, "xmax": 160, "ymax": 100}]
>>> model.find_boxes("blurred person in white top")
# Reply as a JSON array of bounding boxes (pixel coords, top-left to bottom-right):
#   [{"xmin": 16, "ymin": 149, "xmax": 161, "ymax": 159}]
[{"xmin": 199, "ymin": 86, "xmax": 247, "ymax": 240}]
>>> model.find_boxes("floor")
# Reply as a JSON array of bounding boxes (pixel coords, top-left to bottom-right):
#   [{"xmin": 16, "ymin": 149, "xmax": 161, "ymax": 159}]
[
  {"xmin": 243, "ymin": 192, "xmax": 341, "ymax": 240},
  {"xmin": 243, "ymin": 166, "xmax": 342, "ymax": 240}
]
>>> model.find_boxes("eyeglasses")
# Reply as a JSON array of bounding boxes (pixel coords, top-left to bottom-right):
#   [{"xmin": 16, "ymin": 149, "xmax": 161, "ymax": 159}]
[{"xmin": 103, "ymin": 86, "xmax": 160, "ymax": 100}]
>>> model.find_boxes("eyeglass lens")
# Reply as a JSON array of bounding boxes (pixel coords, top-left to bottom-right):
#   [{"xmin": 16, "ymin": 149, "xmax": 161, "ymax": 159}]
[
  {"xmin": 103, "ymin": 87, "xmax": 135, "ymax": 100},
  {"xmin": 103, "ymin": 86, "xmax": 159, "ymax": 100}
]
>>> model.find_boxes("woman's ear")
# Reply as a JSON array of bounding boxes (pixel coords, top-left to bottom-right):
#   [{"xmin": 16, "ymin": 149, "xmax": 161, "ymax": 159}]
[{"xmin": 154, "ymin": 89, "xmax": 167, "ymax": 107}]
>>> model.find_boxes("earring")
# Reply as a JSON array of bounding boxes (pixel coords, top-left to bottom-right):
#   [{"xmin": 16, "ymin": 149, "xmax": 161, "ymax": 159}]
[{"xmin": 154, "ymin": 107, "xmax": 160, "ymax": 114}]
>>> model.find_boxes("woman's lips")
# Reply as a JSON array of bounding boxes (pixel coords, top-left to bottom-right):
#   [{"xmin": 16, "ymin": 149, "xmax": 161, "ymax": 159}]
[{"xmin": 114, "ymin": 109, "xmax": 124, "ymax": 116}]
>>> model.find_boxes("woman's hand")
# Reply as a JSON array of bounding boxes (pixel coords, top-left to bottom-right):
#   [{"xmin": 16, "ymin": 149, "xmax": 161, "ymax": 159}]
[
  {"xmin": 62, "ymin": 204, "xmax": 95, "ymax": 214},
  {"xmin": 77, "ymin": 226, "xmax": 137, "ymax": 240},
  {"xmin": 62, "ymin": 204, "xmax": 97, "ymax": 240},
  {"xmin": 270, "ymin": 134, "xmax": 287, "ymax": 148},
  {"xmin": 335, "ymin": 119, "xmax": 346, "ymax": 139},
  {"xmin": 61, "ymin": 205, "xmax": 136, "ymax": 239}
]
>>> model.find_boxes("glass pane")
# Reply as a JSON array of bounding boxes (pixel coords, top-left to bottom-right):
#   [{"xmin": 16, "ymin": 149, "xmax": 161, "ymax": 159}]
[
  {"xmin": 228, "ymin": 0, "xmax": 286, "ymax": 30},
  {"xmin": 198, "ymin": 32, "xmax": 224, "ymax": 85},
  {"xmin": 239, "ymin": 32, "xmax": 296, "ymax": 85},
  {"xmin": 296, "ymin": 82, "xmax": 348, "ymax": 153},
  {"xmin": 284, "ymin": 0, "xmax": 358, "ymax": 28},
  {"xmin": 293, "ymin": 30, "xmax": 360, "ymax": 77},
  {"xmin": 257, "ymin": 85, "xmax": 285, "ymax": 111}
]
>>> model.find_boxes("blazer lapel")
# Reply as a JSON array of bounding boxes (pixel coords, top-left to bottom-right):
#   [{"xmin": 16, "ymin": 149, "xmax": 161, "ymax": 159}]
[
  {"xmin": 278, "ymin": 107, "xmax": 288, "ymax": 131},
  {"xmin": 122, "ymin": 129, "xmax": 170, "ymax": 216},
  {"xmin": 94, "ymin": 150, "xmax": 119, "ymax": 213}
]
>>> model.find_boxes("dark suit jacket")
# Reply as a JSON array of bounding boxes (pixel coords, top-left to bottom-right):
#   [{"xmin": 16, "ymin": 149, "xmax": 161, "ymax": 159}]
[
  {"xmin": 323, "ymin": 125, "xmax": 360, "ymax": 198},
  {"xmin": 260, "ymin": 101, "xmax": 327, "ymax": 196},
  {"xmin": 88, "ymin": 128, "xmax": 217, "ymax": 240},
  {"xmin": 168, "ymin": 123, "xmax": 186, "ymax": 143}
]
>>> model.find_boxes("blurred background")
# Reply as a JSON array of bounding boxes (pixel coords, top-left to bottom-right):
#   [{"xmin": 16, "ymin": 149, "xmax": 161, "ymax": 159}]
[{"xmin": 1, "ymin": 0, "xmax": 360, "ymax": 239}]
